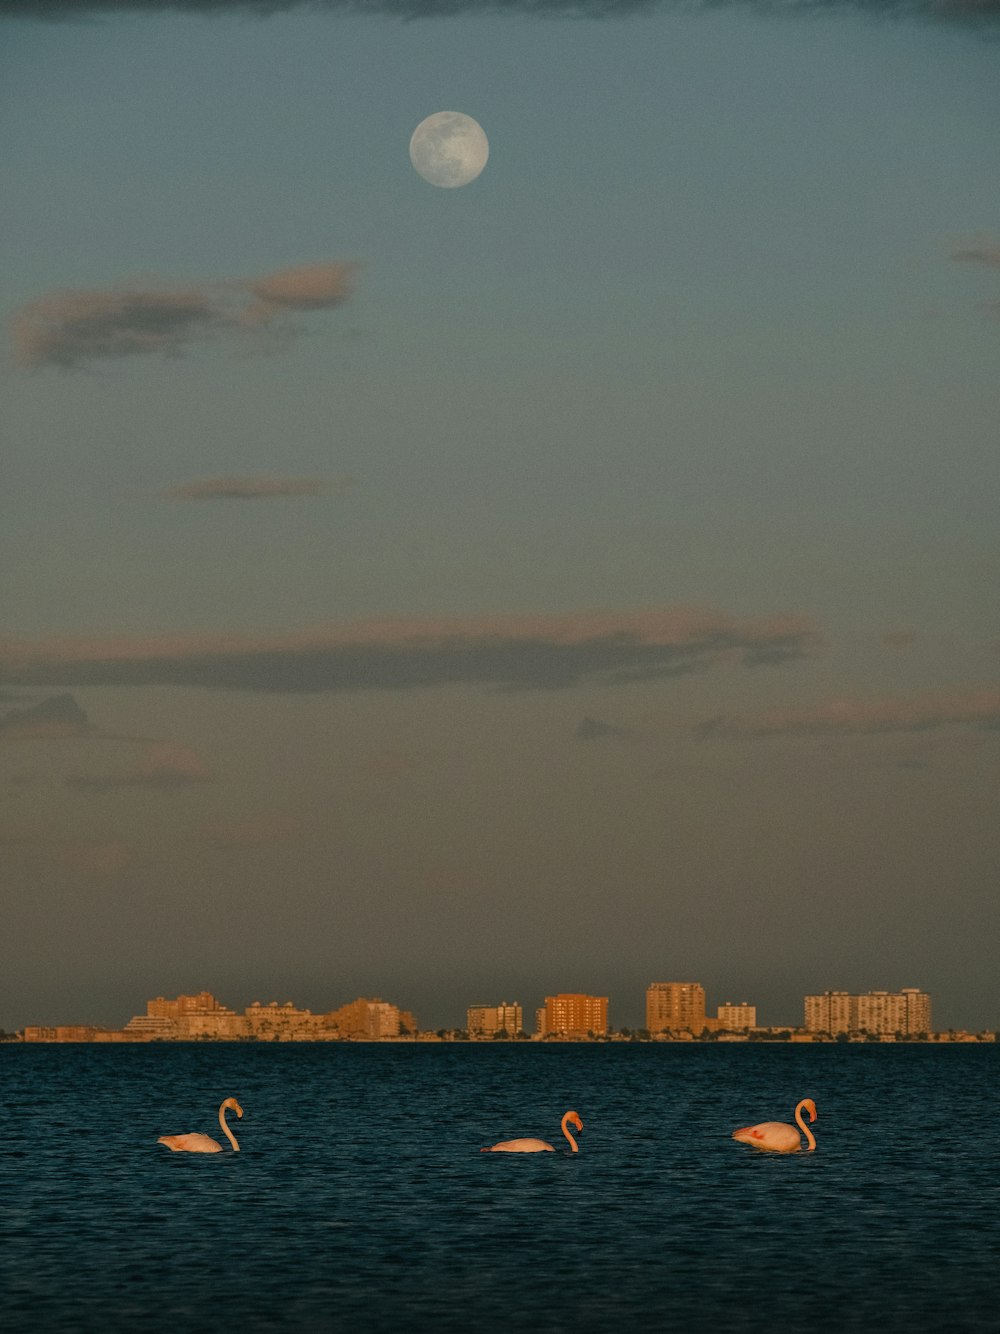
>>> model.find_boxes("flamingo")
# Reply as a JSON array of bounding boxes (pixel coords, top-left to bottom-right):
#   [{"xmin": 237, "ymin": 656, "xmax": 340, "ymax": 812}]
[
  {"xmin": 481, "ymin": 1110, "xmax": 583, "ymax": 1153},
  {"xmin": 157, "ymin": 1097, "xmax": 244, "ymax": 1153},
  {"xmin": 732, "ymin": 1098, "xmax": 817, "ymax": 1153}
]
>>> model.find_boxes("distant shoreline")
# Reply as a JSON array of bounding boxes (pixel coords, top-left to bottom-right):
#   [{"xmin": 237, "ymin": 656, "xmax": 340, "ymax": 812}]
[{"xmin": 4, "ymin": 1034, "xmax": 997, "ymax": 1046}]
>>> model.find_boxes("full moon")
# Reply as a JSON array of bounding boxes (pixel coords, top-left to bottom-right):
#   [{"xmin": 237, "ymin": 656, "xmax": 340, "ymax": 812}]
[{"xmin": 409, "ymin": 112, "xmax": 489, "ymax": 189}]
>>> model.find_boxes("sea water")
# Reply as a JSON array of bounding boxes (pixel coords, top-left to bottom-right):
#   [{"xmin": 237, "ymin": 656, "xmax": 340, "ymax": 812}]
[{"xmin": 1, "ymin": 1043, "xmax": 997, "ymax": 1332}]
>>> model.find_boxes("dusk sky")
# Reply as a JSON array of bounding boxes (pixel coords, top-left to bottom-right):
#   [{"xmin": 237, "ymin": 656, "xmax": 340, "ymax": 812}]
[{"xmin": 2, "ymin": 0, "xmax": 998, "ymax": 1032}]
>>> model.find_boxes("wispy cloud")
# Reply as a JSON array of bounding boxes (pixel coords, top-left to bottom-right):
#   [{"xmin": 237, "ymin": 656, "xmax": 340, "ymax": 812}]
[
  {"xmin": 10, "ymin": 261, "xmax": 356, "ymax": 370},
  {"xmin": 66, "ymin": 742, "xmax": 214, "ymax": 791},
  {"xmin": 881, "ymin": 630, "xmax": 916, "ymax": 650},
  {"xmin": 697, "ymin": 687, "xmax": 1000, "ymax": 738},
  {"xmin": 160, "ymin": 474, "xmax": 355, "ymax": 501},
  {"xmin": 952, "ymin": 240, "xmax": 1000, "ymax": 269},
  {"xmin": 62, "ymin": 839, "xmax": 132, "ymax": 876},
  {"xmin": 0, "ymin": 693, "xmax": 91, "ymax": 742},
  {"xmin": 575, "ymin": 716, "xmax": 634, "ymax": 741},
  {"xmin": 4, "ymin": 0, "xmax": 999, "ymax": 26},
  {"xmin": 0, "ymin": 608, "xmax": 821, "ymax": 695},
  {"xmin": 202, "ymin": 813, "xmax": 302, "ymax": 847}
]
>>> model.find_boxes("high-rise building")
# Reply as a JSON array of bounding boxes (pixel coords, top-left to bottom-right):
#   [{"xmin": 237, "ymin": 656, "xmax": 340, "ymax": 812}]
[
  {"xmin": 804, "ymin": 988, "xmax": 930, "ymax": 1036},
  {"xmin": 544, "ymin": 994, "xmax": 608, "ymax": 1037},
  {"xmin": 325, "ymin": 997, "xmax": 410, "ymax": 1039},
  {"xmin": 467, "ymin": 1002, "xmax": 523, "ymax": 1036},
  {"xmin": 646, "ymin": 982, "xmax": 707, "ymax": 1034},
  {"xmin": 243, "ymin": 1001, "xmax": 320, "ymax": 1039},
  {"xmin": 804, "ymin": 990, "xmax": 853, "ymax": 1033},
  {"xmin": 147, "ymin": 991, "xmax": 224, "ymax": 1020},
  {"xmin": 137, "ymin": 991, "xmax": 244, "ymax": 1038},
  {"xmin": 717, "ymin": 1002, "xmax": 756, "ymax": 1031}
]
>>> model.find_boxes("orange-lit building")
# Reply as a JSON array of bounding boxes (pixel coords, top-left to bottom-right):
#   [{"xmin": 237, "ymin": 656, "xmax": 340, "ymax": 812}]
[
  {"xmin": 646, "ymin": 982, "xmax": 707, "ymax": 1034},
  {"xmin": 542, "ymin": 993, "xmax": 608, "ymax": 1037},
  {"xmin": 243, "ymin": 1001, "xmax": 322, "ymax": 1040},
  {"xmin": 129, "ymin": 991, "xmax": 245, "ymax": 1039},
  {"xmin": 467, "ymin": 1002, "xmax": 523, "ymax": 1037},
  {"xmin": 716, "ymin": 1002, "xmax": 757, "ymax": 1031},
  {"xmin": 146, "ymin": 992, "xmax": 224, "ymax": 1021},
  {"xmin": 325, "ymin": 997, "xmax": 415, "ymax": 1039}
]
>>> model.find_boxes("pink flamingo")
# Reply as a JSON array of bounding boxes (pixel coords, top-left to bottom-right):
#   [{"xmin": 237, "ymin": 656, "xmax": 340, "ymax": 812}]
[
  {"xmin": 732, "ymin": 1098, "xmax": 817, "ymax": 1153},
  {"xmin": 158, "ymin": 1097, "xmax": 244, "ymax": 1153},
  {"xmin": 481, "ymin": 1110, "xmax": 583, "ymax": 1153}
]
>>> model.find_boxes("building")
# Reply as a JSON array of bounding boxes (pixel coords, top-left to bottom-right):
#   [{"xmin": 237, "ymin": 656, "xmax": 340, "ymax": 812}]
[
  {"xmin": 543, "ymin": 994, "xmax": 608, "ymax": 1037},
  {"xmin": 122, "ymin": 1014, "xmax": 179, "ymax": 1039},
  {"xmin": 123, "ymin": 991, "xmax": 246, "ymax": 1039},
  {"xmin": 646, "ymin": 982, "xmax": 707, "ymax": 1034},
  {"xmin": 325, "ymin": 997, "xmax": 414, "ymax": 1039},
  {"xmin": 242, "ymin": 1001, "xmax": 321, "ymax": 1040},
  {"xmin": 717, "ymin": 1002, "xmax": 756, "ymax": 1031},
  {"xmin": 146, "ymin": 991, "xmax": 225, "ymax": 1021},
  {"xmin": 467, "ymin": 1002, "xmax": 523, "ymax": 1037},
  {"xmin": 804, "ymin": 988, "xmax": 931, "ymax": 1036},
  {"xmin": 804, "ymin": 990, "xmax": 853, "ymax": 1034},
  {"xmin": 855, "ymin": 989, "xmax": 931, "ymax": 1037}
]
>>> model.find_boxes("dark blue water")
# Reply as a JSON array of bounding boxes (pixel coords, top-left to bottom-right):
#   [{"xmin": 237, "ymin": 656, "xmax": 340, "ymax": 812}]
[{"xmin": 1, "ymin": 1044, "xmax": 997, "ymax": 1332}]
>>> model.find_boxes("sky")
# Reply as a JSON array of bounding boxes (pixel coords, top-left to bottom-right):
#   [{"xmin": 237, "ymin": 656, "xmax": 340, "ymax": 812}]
[{"xmin": 1, "ymin": 0, "xmax": 998, "ymax": 1032}]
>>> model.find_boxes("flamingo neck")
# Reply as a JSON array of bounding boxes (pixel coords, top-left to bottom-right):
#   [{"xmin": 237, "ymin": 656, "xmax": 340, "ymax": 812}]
[
  {"xmin": 219, "ymin": 1102, "xmax": 240, "ymax": 1152},
  {"xmin": 795, "ymin": 1101, "xmax": 815, "ymax": 1152},
  {"xmin": 561, "ymin": 1114, "xmax": 579, "ymax": 1153}
]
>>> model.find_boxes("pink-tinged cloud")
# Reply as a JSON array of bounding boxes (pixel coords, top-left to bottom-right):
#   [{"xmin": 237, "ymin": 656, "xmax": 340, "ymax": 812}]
[
  {"xmin": 245, "ymin": 262, "xmax": 356, "ymax": 310},
  {"xmin": 62, "ymin": 840, "xmax": 132, "ymax": 876},
  {"xmin": 0, "ymin": 693, "xmax": 91, "ymax": 742},
  {"xmin": 698, "ymin": 688, "xmax": 1000, "ymax": 738},
  {"xmin": 67, "ymin": 742, "xmax": 214, "ymax": 792},
  {"xmin": 0, "ymin": 608, "xmax": 821, "ymax": 695},
  {"xmin": 161, "ymin": 474, "xmax": 354, "ymax": 501},
  {"xmin": 881, "ymin": 630, "xmax": 916, "ymax": 650},
  {"xmin": 952, "ymin": 241, "xmax": 1000, "ymax": 269},
  {"xmin": 10, "ymin": 261, "xmax": 357, "ymax": 369},
  {"xmin": 202, "ymin": 813, "xmax": 302, "ymax": 847}
]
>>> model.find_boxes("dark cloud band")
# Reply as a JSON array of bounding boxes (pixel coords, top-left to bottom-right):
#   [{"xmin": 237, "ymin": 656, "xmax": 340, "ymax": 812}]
[
  {"xmin": 2, "ymin": 0, "xmax": 998, "ymax": 24},
  {"xmin": 11, "ymin": 262, "xmax": 356, "ymax": 370},
  {"xmin": 0, "ymin": 609, "xmax": 820, "ymax": 695}
]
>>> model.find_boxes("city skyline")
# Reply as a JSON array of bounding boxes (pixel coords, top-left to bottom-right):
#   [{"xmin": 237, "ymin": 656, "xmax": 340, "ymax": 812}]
[
  {"xmin": 3, "ymin": 2, "xmax": 998, "ymax": 1035},
  {"xmin": 14, "ymin": 979, "xmax": 993, "ymax": 1042}
]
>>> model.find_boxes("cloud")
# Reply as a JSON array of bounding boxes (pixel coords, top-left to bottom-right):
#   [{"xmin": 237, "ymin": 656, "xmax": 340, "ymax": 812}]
[
  {"xmin": 66, "ymin": 742, "xmax": 214, "ymax": 791},
  {"xmin": 881, "ymin": 630, "xmax": 916, "ymax": 649},
  {"xmin": 0, "ymin": 693, "xmax": 91, "ymax": 742},
  {"xmin": 952, "ymin": 241, "xmax": 1000, "ymax": 269},
  {"xmin": 62, "ymin": 839, "xmax": 132, "ymax": 876},
  {"xmin": 1, "ymin": 608, "xmax": 821, "ymax": 695},
  {"xmin": 10, "ymin": 261, "xmax": 356, "ymax": 370},
  {"xmin": 575, "ymin": 716, "xmax": 634, "ymax": 741},
  {"xmin": 202, "ymin": 813, "xmax": 302, "ymax": 846},
  {"xmin": 3, "ymin": 0, "xmax": 999, "ymax": 26},
  {"xmin": 697, "ymin": 687, "xmax": 1000, "ymax": 738},
  {"xmin": 160, "ymin": 474, "xmax": 354, "ymax": 501}
]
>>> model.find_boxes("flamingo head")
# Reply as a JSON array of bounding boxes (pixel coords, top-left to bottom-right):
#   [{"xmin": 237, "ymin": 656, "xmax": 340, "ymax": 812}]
[
  {"xmin": 801, "ymin": 1098, "xmax": 817, "ymax": 1123},
  {"xmin": 566, "ymin": 1111, "xmax": 583, "ymax": 1133},
  {"xmin": 222, "ymin": 1097, "xmax": 244, "ymax": 1119}
]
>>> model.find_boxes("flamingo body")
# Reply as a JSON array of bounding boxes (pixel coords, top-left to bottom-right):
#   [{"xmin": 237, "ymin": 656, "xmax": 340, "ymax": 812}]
[
  {"xmin": 732, "ymin": 1098, "xmax": 817, "ymax": 1153},
  {"xmin": 482, "ymin": 1110, "xmax": 582, "ymax": 1153},
  {"xmin": 486, "ymin": 1137, "xmax": 556, "ymax": 1153},
  {"xmin": 157, "ymin": 1131, "xmax": 224, "ymax": 1153},
  {"xmin": 158, "ymin": 1097, "xmax": 243, "ymax": 1153}
]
